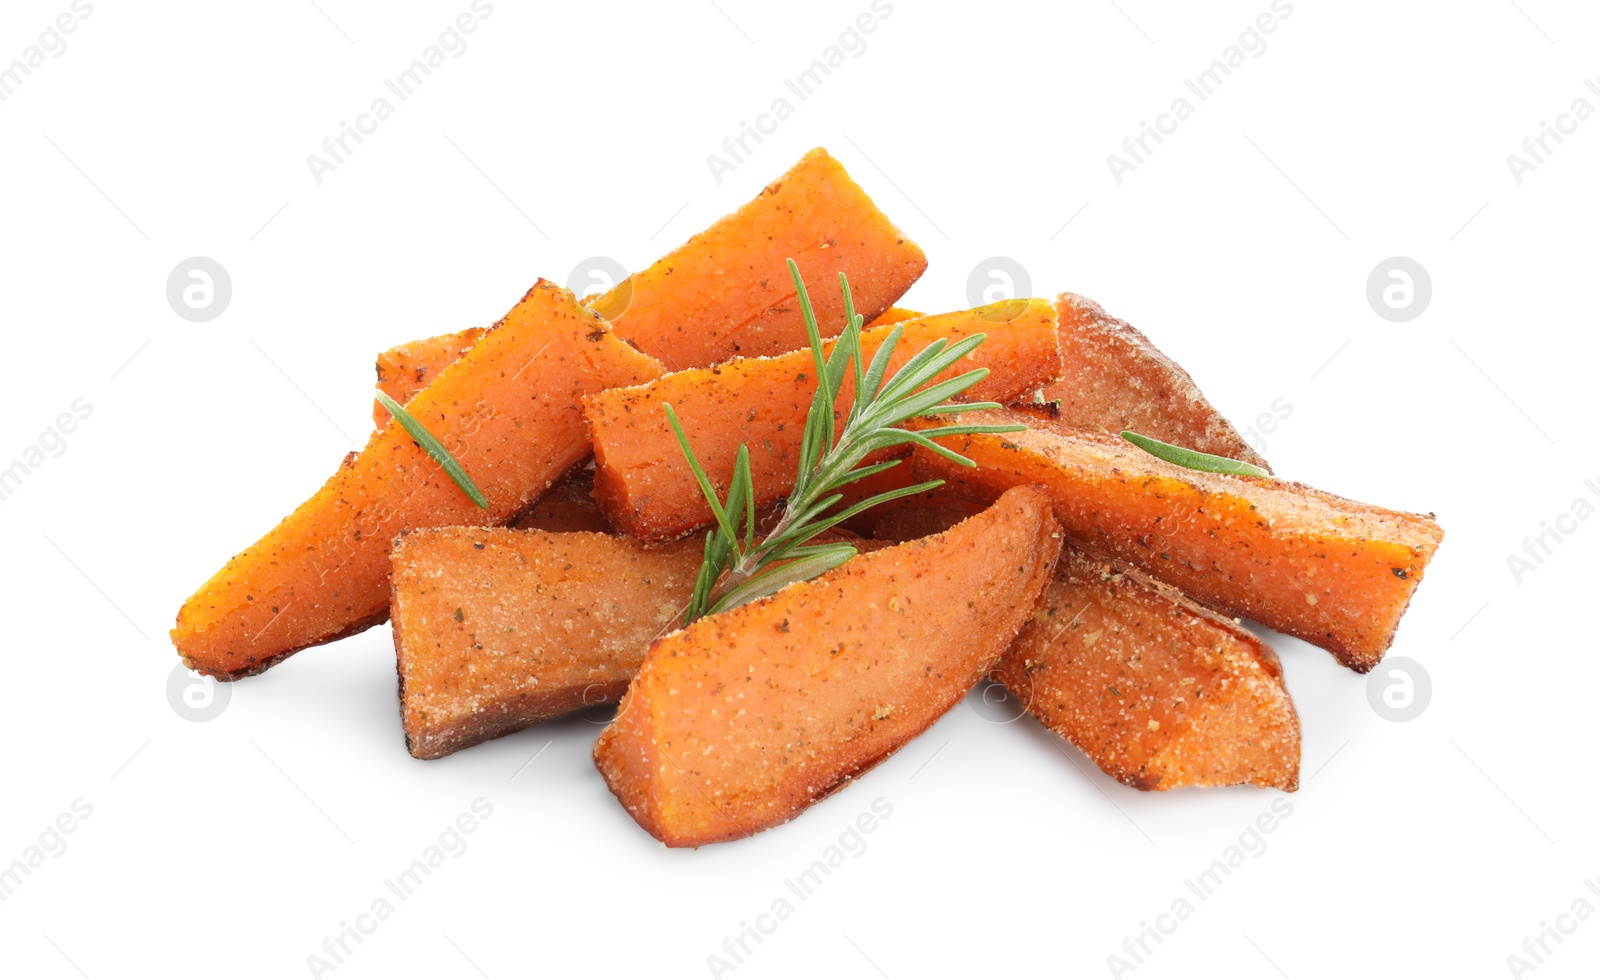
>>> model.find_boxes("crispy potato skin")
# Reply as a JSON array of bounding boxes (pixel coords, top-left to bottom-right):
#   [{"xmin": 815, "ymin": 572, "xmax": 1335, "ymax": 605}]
[
  {"xmin": 172, "ymin": 282, "xmax": 665, "ymax": 679},
  {"xmin": 864, "ymin": 306, "xmax": 923, "ymax": 327},
  {"xmin": 995, "ymin": 548, "xmax": 1301, "ymax": 791},
  {"xmin": 909, "ymin": 408, "xmax": 1444, "ymax": 672},
  {"xmin": 369, "ymin": 314, "xmax": 920, "ymax": 436},
  {"xmin": 390, "ymin": 528, "xmax": 703, "ymax": 760},
  {"xmin": 588, "ymin": 148, "xmax": 927, "ymax": 370},
  {"xmin": 593, "ymin": 486, "xmax": 1063, "ymax": 847},
  {"xmin": 584, "ymin": 300, "xmax": 1060, "ymax": 541},
  {"xmin": 1027, "ymin": 293, "xmax": 1269, "ymax": 471},
  {"xmin": 377, "ymin": 337, "xmax": 613, "ymax": 535},
  {"xmin": 373, "ymin": 327, "xmax": 487, "ymax": 431}
]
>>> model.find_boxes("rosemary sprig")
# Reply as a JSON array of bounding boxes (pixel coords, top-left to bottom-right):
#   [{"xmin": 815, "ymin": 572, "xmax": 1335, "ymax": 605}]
[
  {"xmin": 375, "ymin": 388, "xmax": 489, "ymax": 508},
  {"xmin": 1120, "ymin": 430, "xmax": 1271, "ymax": 478},
  {"xmin": 667, "ymin": 259, "xmax": 1025, "ymax": 625}
]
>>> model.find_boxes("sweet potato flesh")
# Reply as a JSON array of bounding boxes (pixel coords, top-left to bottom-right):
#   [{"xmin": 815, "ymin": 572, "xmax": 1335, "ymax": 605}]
[
  {"xmin": 375, "ymin": 339, "xmax": 613, "ymax": 533},
  {"xmin": 172, "ymin": 282, "xmax": 665, "ymax": 678},
  {"xmin": 995, "ymin": 548, "xmax": 1300, "ymax": 790},
  {"xmin": 864, "ymin": 306, "xmax": 923, "ymax": 327},
  {"xmin": 369, "ymin": 311, "xmax": 923, "ymax": 438},
  {"xmin": 586, "ymin": 148, "xmax": 927, "ymax": 370},
  {"xmin": 373, "ymin": 327, "xmax": 487, "ymax": 430},
  {"xmin": 593, "ymin": 486, "xmax": 1063, "ymax": 847},
  {"xmin": 391, "ymin": 528, "xmax": 704, "ymax": 759},
  {"xmin": 910, "ymin": 408, "xmax": 1444, "ymax": 671},
  {"xmin": 585, "ymin": 299, "xmax": 1060, "ymax": 541},
  {"xmin": 1031, "ymin": 293, "xmax": 1269, "ymax": 471}
]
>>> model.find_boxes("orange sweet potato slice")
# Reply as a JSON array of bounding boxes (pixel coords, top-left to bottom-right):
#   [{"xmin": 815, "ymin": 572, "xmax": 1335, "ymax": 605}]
[
  {"xmin": 994, "ymin": 548, "xmax": 1300, "ymax": 791},
  {"xmin": 908, "ymin": 408, "xmax": 1443, "ymax": 671},
  {"xmin": 1030, "ymin": 293, "xmax": 1269, "ymax": 471},
  {"xmin": 371, "ymin": 314, "xmax": 919, "ymax": 435},
  {"xmin": 375, "ymin": 338, "xmax": 613, "ymax": 533},
  {"xmin": 585, "ymin": 148, "xmax": 927, "ymax": 370},
  {"xmin": 372, "ymin": 327, "xmax": 487, "ymax": 430},
  {"xmin": 391, "ymin": 527, "xmax": 704, "ymax": 759},
  {"xmin": 172, "ymin": 282, "xmax": 666, "ymax": 678},
  {"xmin": 593, "ymin": 486, "xmax": 1063, "ymax": 847},
  {"xmin": 391, "ymin": 525, "xmax": 872, "ymax": 760},
  {"xmin": 865, "ymin": 306, "xmax": 923, "ymax": 327},
  {"xmin": 584, "ymin": 299, "xmax": 1060, "ymax": 541}
]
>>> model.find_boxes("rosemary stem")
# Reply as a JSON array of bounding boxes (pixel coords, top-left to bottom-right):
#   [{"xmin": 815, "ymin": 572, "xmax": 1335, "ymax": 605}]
[
  {"xmin": 706, "ymin": 416, "xmax": 868, "ymax": 606},
  {"xmin": 673, "ymin": 259, "xmax": 1000, "ymax": 624}
]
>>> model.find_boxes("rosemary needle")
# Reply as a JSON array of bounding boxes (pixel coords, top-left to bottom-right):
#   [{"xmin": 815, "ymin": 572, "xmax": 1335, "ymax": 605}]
[
  {"xmin": 1120, "ymin": 430, "xmax": 1271, "ymax": 478},
  {"xmin": 374, "ymin": 388, "xmax": 489, "ymax": 508},
  {"xmin": 669, "ymin": 259, "xmax": 1024, "ymax": 624}
]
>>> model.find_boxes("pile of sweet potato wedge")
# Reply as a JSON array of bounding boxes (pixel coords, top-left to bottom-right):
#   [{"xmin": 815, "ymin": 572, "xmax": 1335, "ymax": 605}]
[{"xmin": 173, "ymin": 147, "xmax": 1443, "ymax": 847}]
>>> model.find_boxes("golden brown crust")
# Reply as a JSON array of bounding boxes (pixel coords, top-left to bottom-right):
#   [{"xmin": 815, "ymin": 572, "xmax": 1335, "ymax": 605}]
[
  {"xmin": 593, "ymin": 486, "xmax": 1064, "ymax": 847},
  {"xmin": 1027, "ymin": 293, "xmax": 1269, "ymax": 471},
  {"xmin": 588, "ymin": 148, "xmax": 928, "ymax": 370},
  {"xmin": 172, "ymin": 282, "xmax": 666, "ymax": 678},
  {"xmin": 373, "ymin": 327, "xmax": 488, "ymax": 431},
  {"xmin": 909, "ymin": 408, "xmax": 1443, "ymax": 671},
  {"xmin": 584, "ymin": 301, "xmax": 1060, "ymax": 541},
  {"xmin": 391, "ymin": 527, "xmax": 704, "ymax": 760},
  {"xmin": 995, "ymin": 548, "xmax": 1300, "ymax": 791}
]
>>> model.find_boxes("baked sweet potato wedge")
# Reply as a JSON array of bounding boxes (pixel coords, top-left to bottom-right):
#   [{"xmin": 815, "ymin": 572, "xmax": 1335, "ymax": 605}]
[
  {"xmin": 369, "ymin": 306, "xmax": 923, "ymax": 438},
  {"xmin": 585, "ymin": 299, "xmax": 1060, "ymax": 541},
  {"xmin": 370, "ymin": 312, "xmax": 921, "ymax": 435},
  {"xmin": 995, "ymin": 548, "xmax": 1300, "ymax": 790},
  {"xmin": 172, "ymin": 282, "xmax": 666, "ymax": 678},
  {"xmin": 377, "ymin": 337, "xmax": 613, "ymax": 533},
  {"xmin": 865, "ymin": 306, "xmax": 923, "ymax": 327},
  {"xmin": 594, "ymin": 486, "xmax": 1063, "ymax": 847},
  {"xmin": 908, "ymin": 408, "xmax": 1443, "ymax": 671},
  {"xmin": 391, "ymin": 527, "xmax": 704, "ymax": 759},
  {"xmin": 373, "ymin": 327, "xmax": 487, "ymax": 431},
  {"xmin": 1029, "ymin": 293, "xmax": 1268, "ymax": 471},
  {"xmin": 586, "ymin": 148, "xmax": 927, "ymax": 369},
  {"xmin": 392, "ymin": 524, "xmax": 874, "ymax": 760}
]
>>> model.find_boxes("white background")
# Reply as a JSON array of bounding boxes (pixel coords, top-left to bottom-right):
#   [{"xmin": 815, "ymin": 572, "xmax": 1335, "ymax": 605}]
[{"xmin": 1, "ymin": 1, "xmax": 1596, "ymax": 977}]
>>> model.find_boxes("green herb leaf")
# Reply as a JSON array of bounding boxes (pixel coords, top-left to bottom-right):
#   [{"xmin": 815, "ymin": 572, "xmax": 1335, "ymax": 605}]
[
  {"xmin": 671, "ymin": 261, "xmax": 1021, "ymax": 625},
  {"xmin": 704, "ymin": 543, "xmax": 859, "ymax": 618},
  {"xmin": 1120, "ymin": 430, "xmax": 1271, "ymax": 478},
  {"xmin": 374, "ymin": 389, "xmax": 489, "ymax": 508}
]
